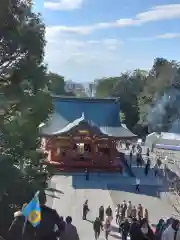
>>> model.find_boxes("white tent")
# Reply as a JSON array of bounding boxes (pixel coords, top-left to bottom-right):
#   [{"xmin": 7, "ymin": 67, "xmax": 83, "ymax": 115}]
[
  {"xmin": 145, "ymin": 132, "xmax": 161, "ymax": 149},
  {"xmin": 145, "ymin": 132, "xmax": 180, "ymax": 149}
]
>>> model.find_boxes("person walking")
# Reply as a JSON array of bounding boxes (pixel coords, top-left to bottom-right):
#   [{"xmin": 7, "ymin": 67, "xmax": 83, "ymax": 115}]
[
  {"xmin": 154, "ymin": 164, "xmax": 159, "ymax": 177},
  {"xmin": 122, "ymin": 201, "xmax": 127, "ymax": 220},
  {"xmin": 136, "ymin": 178, "xmax": 140, "ymax": 192},
  {"xmin": 120, "ymin": 218, "xmax": 130, "ymax": 240},
  {"xmin": 132, "ymin": 144, "xmax": 135, "ymax": 154},
  {"xmin": 82, "ymin": 200, "xmax": 89, "ymax": 220},
  {"xmin": 129, "ymin": 218, "xmax": 142, "ymax": 240},
  {"xmin": 145, "ymin": 158, "xmax": 151, "ymax": 176},
  {"xmin": 115, "ymin": 204, "xmax": 121, "ymax": 224},
  {"xmin": 105, "ymin": 206, "xmax": 113, "ymax": 223},
  {"xmin": 85, "ymin": 168, "xmax": 89, "ymax": 181},
  {"xmin": 144, "ymin": 209, "xmax": 149, "ymax": 222},
  {"xmin": 104, "ymin": 219, "xmax": 111, "ymax": 240},
  {"xmin": 137, "ymin": 204, "xmax": 143, "ymax": 221},
  {"xmin": 136, "ymin": 153, "xmax": 141, "ymax": 167},
  {"xmin": 131, "ymin": 206, "xmax": 137, "ymax": 219},
  {"xmin": 64, "ymin": 216, "xmax": 80, "ymax": 240},
  {"xmin": 127, "ymin": 201, "xmax": 132, "ymax": 218},
  {"xmin": 99, "ymin": 206, "xmax": 104, "ymax": 223},
  {"xmin": 93, "ymin": 217, "xmax": 103, "ymax": 239},
  {"xmin": 146, "ymin": 148, "xmax": 150, "ymax": 157},
  {"xmin": 129, "ymin": 151, "xmax": 133, "ymax": 167},
  {"xmin": 144, "ymin": 164, "xmax": 149, "ymax": 176},
  {"xmin": 139, "ymin": 154, "xmax": 143, "ymax": 167}
]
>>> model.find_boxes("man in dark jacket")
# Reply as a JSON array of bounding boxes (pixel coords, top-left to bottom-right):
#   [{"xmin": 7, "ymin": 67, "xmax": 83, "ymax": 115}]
[
  {"xmin": 105, "ymin": 206, "xmax": 112, "ymax": 217},
  {"xmin": 99, "ymin": 206, "xmax": 104, "ymax": 222},
  {"xmin": 129, "ymin": 218, "xmax": 142, "ymax": 240},
  {"xmin": 8, "ymin": 190, "xmax": 64, "ymax": 240},
  {"xmin": 93, "ymin": 217, "xmax": 103, "ymax": 239},
  {"xmin": 82, "ymin": 200, "xmax": 89, "ymax": 220},
  {"xmin": 120, "ymin": 218, "xmax": 130, "ymax": 240},
  {"xmin": 64, "ymin": 216, "xmax": 80, "ymax": 240}
]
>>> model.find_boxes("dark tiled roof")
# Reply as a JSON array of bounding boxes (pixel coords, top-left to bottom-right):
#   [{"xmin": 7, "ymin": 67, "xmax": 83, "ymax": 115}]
[
  {"xmin": 100, "ymin": 126, "xmax": 137, "ymax": 138},
  {"xmin": 50, "ymin": 116, "xmax": 108, "ymax": 137},
  {"xmin": 52, "ymin": 96, "xmax": 121, "ymax": 127},
  {"xmin": 40, "ymin": 96, "xmax": 136, "ymax": 138},
  {"xmin": 52, "ymin": 95, "xmax": 120, "ymax": 102}
]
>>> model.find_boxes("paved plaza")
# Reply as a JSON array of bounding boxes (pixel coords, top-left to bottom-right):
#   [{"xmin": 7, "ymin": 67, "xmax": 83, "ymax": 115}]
[
  {"xmin": 45, "ymin": 143, "xmax": 180, "ymax": 239},
  {"xmin": 46, "ymin": 171, "xmax": 179, "ymax": 240}
]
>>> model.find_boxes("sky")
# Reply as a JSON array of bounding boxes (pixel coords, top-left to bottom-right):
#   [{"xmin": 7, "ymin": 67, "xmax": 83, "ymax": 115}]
[{"xmin": 33, "ymin": 0, "xmax": 180, "ymax": 82}]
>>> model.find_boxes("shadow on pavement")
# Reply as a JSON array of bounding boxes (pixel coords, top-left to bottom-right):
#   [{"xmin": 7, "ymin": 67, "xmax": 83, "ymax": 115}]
[
  {"xmin": 72, "ymin": 174, "xmax": 129, "ymax": 190},
  {"xmin": 108, "ymin": 184, "xmax": 161, "ymax": 198}
]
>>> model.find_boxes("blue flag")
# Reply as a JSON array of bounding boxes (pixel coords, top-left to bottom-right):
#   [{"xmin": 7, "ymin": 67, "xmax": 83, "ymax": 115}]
[{"xmin": 22, "ymin": 191, "xmax": 41, "ymax": 227}]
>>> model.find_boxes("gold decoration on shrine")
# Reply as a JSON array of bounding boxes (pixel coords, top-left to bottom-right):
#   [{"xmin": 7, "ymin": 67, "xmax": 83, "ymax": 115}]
[{"xmin": 78, "ymin": 130, "xmax": 89, "ymax": 134}]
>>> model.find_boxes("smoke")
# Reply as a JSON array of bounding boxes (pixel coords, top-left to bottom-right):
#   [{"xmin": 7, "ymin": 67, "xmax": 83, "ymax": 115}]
[
  {"xmin": 148, "ymin": 88, "xmax": 180, "ymax": 132},
  {"xmin": 169, "ymin": 119, "xmax": 180, "ymax": 133}
]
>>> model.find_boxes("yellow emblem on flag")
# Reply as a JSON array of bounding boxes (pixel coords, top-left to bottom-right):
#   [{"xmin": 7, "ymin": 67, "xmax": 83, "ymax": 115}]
[
  {"xmin": 22, "ymin": 191, "xmax": 41, "ymax": 227},
  {"xmin": 28, "ymin": 210, "xmax": 41, "ymax": 224}
]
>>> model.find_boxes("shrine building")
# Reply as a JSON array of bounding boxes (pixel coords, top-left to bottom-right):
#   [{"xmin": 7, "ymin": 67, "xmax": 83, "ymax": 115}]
[{"xmin": 39, "ymin": 96, "xmax": 137, "ymax": 172}]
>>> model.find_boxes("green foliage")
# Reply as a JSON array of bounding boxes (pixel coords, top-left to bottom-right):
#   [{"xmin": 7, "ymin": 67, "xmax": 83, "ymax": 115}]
[
  {"xmin": 47, "ymin": 72, "xmax": 65, "ymax": 95},
  {"xmin": 0, "ymin": 0, "xmax": 53, "ymax": 236},
  {"xmin": 47, "ymin": 72, "xmax": 76, "ymax": 96},
  {"xmin": 94, "ymin": 58, "xmax": 180, "ymax": 134},
  {"xmin": 119, "ymin": 111, "xmax": 126, "ymax": 123}
]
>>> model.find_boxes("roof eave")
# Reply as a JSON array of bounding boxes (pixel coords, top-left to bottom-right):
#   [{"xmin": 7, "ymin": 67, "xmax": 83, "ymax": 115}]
[{"xmin": 51, "ymin": 94, "xmax": 120, "ymax": 103}]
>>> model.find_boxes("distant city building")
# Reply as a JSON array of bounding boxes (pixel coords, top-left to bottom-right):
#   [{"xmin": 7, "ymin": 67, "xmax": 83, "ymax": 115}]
[{"xmin": 65, "ymin": 80, "xmax": 85, "ymax": 93}]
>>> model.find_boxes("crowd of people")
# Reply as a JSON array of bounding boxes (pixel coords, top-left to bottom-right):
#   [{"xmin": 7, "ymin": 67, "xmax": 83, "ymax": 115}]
[
  {"xmin": 122, "ymin": 140, "xmax": 163, "ymax": 179},
  {"xmin": 6, "ymin": 189, "xmax": 180, "ymax": 240},
  {"xmin": 5, "ymin": 141, "xmax": 180, "ymax": 240},
  {"xmin": 84, "ymin": 200, "xmax": 149, "ymax": 240},
  {"xmin": 83, "ymin": 199, "xmax": 180, "ymax": 240}
]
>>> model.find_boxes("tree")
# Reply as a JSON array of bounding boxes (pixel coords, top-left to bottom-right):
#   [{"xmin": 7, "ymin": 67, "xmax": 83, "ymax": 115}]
[
  {"xmin": 0, "ymin": 0, "xmax": 52, "ymax": 236},
  {"xmin": 95, "ymin": 71, "xmax": 145, "ymax": 130},
  {"xmin": 95, "ymin": 77, "xmax": 118, "ymax": 97},
  {"xmin": 120, "ymin": 111, "xmax": 126, "ymax": 123},
  {"xmin": 47, "ymin": 72, "xmax": 65, "ymax": 95},
  {"xmin": 139, "ymin": 58, "xmax": 180, "ymax": 132},
  {"xmin": 47, "ymin": 72, "xmax": 76, "ymax": 96},
  {"xmin": 94, "ymin": 58, "xmax": 180, "ymax": 134}
]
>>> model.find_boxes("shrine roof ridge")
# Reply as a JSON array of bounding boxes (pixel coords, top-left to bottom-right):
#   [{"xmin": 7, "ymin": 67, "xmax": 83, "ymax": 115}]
[{"xmin": 51, "ymin": 95, "xmax": 120, "ymax": 103}]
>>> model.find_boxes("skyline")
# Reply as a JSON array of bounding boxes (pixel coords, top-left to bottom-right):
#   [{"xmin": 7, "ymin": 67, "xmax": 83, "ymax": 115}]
[{"xmin": 34, "ymin": 0, "xmax": 180, "ymax": 82}]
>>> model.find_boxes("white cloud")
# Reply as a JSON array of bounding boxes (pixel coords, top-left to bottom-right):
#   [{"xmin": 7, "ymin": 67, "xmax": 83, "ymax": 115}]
[
  {"xmin": 156, "ymin": 33, "xmax": 180, "ymax": 39},
  {"xmin": 136, "ymin": 4, "xmax": 180, "ymax": 23},
  {"xmin": 45, "ymin": 4, "xmax": 180, "ymax": 34},
  {"xmin": 44, "ymin": 3, "xmax": 180, "ymax": 81},
  {"xmin": 131, "ymin": 32, "xmax": 180, "ymax": 41},
  {"xmin": 44, "ymin": 0, "xmax": 84, "ymax": 11},
  {"xmin": 44, "ymin": 28, "xmax": 125, "ymax": 81}
]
